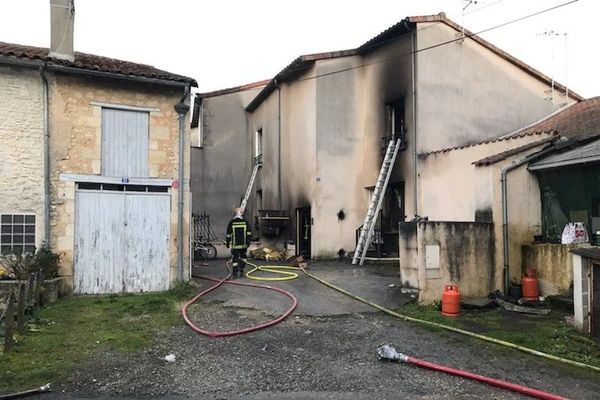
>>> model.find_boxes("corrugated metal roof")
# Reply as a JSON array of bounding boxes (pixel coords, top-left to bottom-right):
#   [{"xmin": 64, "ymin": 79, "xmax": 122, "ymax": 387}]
[{"xmin": 528, "ymin": 137, "xmax": 600, "ymax": 171}]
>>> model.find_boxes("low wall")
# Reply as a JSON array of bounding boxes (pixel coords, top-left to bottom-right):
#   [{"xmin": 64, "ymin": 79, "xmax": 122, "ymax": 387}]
[
  {"xmin": 521, "ymin": 243, "xmax": 590, "ymax": 295},
  {"xmin": 400, "ymin": 221, "xmax": 496, "ymax": 304}
]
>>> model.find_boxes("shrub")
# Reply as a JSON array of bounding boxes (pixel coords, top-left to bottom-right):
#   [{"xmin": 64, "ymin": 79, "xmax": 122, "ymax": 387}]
[{"xmin": 0, "ymin": 247, "xmax": 60, "ymax": 280}]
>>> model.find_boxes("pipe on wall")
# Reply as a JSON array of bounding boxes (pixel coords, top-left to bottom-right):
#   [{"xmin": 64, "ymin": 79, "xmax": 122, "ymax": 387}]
[
  {"xmin": 39, "ymin": 67, "xmax": 50, "ymax": 247},
  {"xmin": 276, "ymin": 79, "xmax": 282, "ymax": 210},
  {"xmin": 175, "ymin": 86, "xmax": 190, "ymax": 282},
  {"xmin": 410, "ymin": 24, "xmax": 418, "ymax": 218}
]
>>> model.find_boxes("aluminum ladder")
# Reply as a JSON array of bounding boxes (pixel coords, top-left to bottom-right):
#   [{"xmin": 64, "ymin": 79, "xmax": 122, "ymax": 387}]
[
  {"xmin": 352, "ymin": 138, "xmax": 401, "ymax": 265},
  {"xmin": 239, "ymin": 157, "xmax": 262, "ymax": 214}
]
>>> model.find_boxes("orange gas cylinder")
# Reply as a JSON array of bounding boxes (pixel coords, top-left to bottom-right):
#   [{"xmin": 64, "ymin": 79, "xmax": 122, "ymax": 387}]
[
  {"xmin": 441, "ymin": 285, "xmax": 460, "ymax": 317},
  {"xmin": 521, "ymin": 269, "xmax": 539, "ymax": 301}
]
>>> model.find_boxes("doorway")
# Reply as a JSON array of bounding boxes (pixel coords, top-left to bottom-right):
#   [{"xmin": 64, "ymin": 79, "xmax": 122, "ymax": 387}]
[{"xmin": 296, "ymin": 207, "xmax": 311, "ymax": 258}]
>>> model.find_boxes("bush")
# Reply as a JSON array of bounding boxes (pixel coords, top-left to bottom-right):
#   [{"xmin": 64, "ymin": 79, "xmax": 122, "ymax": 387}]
[{"xmin": 0, "ymin": 247, "xmax": 60, "ymax": 280}]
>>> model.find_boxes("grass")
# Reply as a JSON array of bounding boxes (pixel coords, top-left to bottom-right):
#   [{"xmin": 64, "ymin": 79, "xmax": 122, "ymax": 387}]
[
  {"xmin": 398, "ymin": 302, "xmax": 600, "ymax": 369},
  {"xmin": 0, "ymin": 283, "xmax": 195, "ymax": 393}
]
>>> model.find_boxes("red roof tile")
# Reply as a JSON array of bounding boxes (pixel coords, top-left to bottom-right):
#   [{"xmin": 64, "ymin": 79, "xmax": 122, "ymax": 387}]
[
  {"xmin": 0, "ymin": 41, "xmax": 196, "ymax": 86},
  {"xmin": 507, "ymin": 97, "xmax": 600, "ymax": 141}
]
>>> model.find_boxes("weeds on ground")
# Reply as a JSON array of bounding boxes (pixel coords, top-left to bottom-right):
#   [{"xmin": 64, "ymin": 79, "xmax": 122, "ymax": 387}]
[
  {"xmin": 398, "ymin": 303, "xmax": 600, "ymax": 368},
  {"xmin": 0, "ymin": 283, "xmax": 195, "ymax": 393}
]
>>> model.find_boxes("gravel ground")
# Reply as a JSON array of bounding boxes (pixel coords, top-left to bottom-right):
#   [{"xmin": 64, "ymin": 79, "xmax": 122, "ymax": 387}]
[{"xmin": 48, "ymin": 300, "xmax": 599, "ymax": 399}]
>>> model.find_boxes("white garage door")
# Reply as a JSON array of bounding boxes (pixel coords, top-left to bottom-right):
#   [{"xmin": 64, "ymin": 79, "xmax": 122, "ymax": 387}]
[{"xmin": 74, "ymin": 183, "xmax": 171, "ymax": 294}]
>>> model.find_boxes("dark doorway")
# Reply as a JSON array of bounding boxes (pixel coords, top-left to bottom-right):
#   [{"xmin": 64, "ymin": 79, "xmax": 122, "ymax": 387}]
[
  {"xmin": 296, "ymin": 207, "xmax": 311, "ymax": 258},
  {"xmin": 593, "ymin": 263, "xmax": 600, "ymax": 338},
  {"xmin": 383, "ymin": 182, "xmax": 405, "ymax": 233}
]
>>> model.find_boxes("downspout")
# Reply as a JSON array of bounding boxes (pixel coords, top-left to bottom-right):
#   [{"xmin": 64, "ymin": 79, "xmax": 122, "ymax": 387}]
[
  {"xmin": 276, "ymin": 80, "xmax": 282, "ymax": 210},
  {"xmin": 501, "ymin": 144, "xmax": 561, "ymax": 292},
  {"xmin": 39, "ymin": 67, "xmax": 50, "ymax": 247},
  {"xmin": 410, "ymin": 23, "xmax": 418, "ymax": 218},
  {"xmin": 175, "ymin": 87, "xmax": 191, "ymax": 282}
]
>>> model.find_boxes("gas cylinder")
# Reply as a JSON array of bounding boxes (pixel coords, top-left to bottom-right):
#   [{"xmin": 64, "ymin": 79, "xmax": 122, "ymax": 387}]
[
  {"xmin": 441, "ymin": 285, "xmax": 460, "ymax": 317},
  {"xmin": 521, "ymin": 269, "xmax": 539, "ymax": 301}
]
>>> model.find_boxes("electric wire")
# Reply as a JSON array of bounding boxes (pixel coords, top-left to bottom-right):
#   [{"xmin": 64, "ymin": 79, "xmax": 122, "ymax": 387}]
[{"xmin": 282, "ymin": 1, "xmax": 578, "ymax": 86}]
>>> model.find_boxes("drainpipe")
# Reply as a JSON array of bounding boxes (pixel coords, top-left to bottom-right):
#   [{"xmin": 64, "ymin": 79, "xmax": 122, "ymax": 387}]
[
  {"xmin": 410, "ymin": 23, "xmax": 418, "ymax": 218},
  {"xmin": 175, "ymin": 87, "xmax": 190, "ymax": 282},
  {"xmin": 39, "ymin": 67, "xmax": 50, "ymax": 247},
  {"xmin": 501, "ymin": 143, "xmax": 562, "ymax": 292},
  {"xmin": 276, "ymin": 79, "xmax": 282, "ymax": 210}
]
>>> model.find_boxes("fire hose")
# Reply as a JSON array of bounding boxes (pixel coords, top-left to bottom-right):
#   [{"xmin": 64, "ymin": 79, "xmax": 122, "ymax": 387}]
[
  {"xmin": 299, "ymin": 266, "xmax": 600, "ymax": 374},
  {"xmin": 378, "ymin": 344, "xmax": 569, "ymax": 400},
  {"xmin": 182, "ymin": 261, "xmax": 297, "ymax": 337}
]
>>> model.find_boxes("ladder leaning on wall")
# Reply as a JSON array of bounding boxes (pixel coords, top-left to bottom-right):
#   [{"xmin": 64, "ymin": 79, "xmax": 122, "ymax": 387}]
[
  {"xmin": 239, "ymin": 156, "xmax": 263, "ymax": 214},
  {"xmin": 352, "ymin": 138, "xmax": 401, "ymax": 266}
]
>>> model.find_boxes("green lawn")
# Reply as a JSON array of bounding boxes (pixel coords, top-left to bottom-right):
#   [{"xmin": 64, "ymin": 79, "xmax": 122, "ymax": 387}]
[
  {"xmin": 399, "ymin": 302, "xmax": 600, "ymax": 369},
  {"xmin": 0, "ymin": 283, "xmax": 195, "ymax": 393}
]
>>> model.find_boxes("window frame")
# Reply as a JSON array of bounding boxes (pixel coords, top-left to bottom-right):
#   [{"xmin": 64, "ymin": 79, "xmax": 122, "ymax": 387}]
[{"xmin": 0, "ymin": 213, "xmax": 36, "ymax": 255}]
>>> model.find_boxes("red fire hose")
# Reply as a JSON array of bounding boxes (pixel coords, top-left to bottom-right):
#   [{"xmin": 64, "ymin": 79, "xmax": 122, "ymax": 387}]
[
  {"xmin": 377, "ymin": 345, "xmax": 570, "ymax": 400},
  {"xmin": 182, "ymin": 262, "xmax": 297, "ymax": 337}
]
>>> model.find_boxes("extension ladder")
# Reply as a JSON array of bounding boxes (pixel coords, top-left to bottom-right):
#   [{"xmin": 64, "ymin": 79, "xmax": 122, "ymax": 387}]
[
  {"xmin": 352, "ymin": 139, "xmax": 401, "ymax": 265},
  {"xmin": 239, "ymin": 157, "xmax": 262, "ymax": 214}
]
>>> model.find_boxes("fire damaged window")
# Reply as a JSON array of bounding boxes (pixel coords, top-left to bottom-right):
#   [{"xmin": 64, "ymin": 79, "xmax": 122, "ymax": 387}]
[
  {"xmin": 255, "ymin": 128, "xmax": 263, "ymax": 164},
  {"xmin": 1, "ymin": 214, "xmax": 36, "ymax": 255},
  {"xmin": 385, "ymin": 98, "xmax": 407, "ymax": 151}
]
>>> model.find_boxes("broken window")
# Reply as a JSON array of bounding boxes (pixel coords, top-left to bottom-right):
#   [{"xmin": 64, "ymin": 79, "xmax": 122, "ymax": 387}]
[
  {"xmin": 384, "ymin": 99, "xmax": 407, "ymax": 152},
  {"xmin": 255, "ymin": 128, "xmax": 263, "ymax": 164}
]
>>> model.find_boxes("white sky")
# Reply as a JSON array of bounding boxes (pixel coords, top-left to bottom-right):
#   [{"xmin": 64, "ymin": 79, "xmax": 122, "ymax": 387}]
[{"xmin": 0, "ymin": 0, "xmax": 597, "ymax": 97}]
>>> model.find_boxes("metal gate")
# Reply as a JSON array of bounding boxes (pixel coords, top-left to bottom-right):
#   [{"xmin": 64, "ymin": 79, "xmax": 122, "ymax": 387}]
[{"xmin": 74, "ymin": 183, "xmax": 170, "ymax": 294}]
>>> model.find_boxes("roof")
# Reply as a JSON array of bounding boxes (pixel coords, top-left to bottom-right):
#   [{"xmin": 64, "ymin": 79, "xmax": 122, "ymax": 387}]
[
  {"xmin": 245, "ymin": 13, "xmax": 582, "ymax": 112},
  {"xmin": 196, "ymin": 79, "xmax": 270, "ymax": 99},
  {"xmin": 473, "ymin": 135, "xmax": 558, "ymax": 166},
  {"xmin": 0, "ymin": 41, "xmax": 197, "ymax": 86},
  {"xmin": 190, "ymin": 79, "xmax": 270, "ymax": 128},
  {"xmin": 505, "ymin": 97, "xmax": 600, "ymax": 141},
  {"xmin": 246, "ymin": 50, "xmax": 356, "ymax": 112},
  {"xmin": 528, "ymin": 136, "xmax": 600, "ymax": 171}
]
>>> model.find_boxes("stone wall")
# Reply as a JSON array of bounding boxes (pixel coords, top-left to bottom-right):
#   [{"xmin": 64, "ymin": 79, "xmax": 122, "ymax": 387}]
[
  {"xmin": 47, "ymin": 73, "xmax": 191, "ymax": 289},
  {"xmin": 0, "ymin": 66, "xmax": 45, "ymax": 247}
]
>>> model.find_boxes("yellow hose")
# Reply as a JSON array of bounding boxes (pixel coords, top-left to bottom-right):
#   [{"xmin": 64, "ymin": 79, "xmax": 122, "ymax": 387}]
[
  {"xmin": 300, "ymin": 267, "xmax": 600, "ymax": 373},
  {"xmin": 243, "ymin": 259, "xmax": 301, "ymax": 281}
]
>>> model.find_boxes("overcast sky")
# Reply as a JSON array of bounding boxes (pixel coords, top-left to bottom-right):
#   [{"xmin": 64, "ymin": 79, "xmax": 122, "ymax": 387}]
[{"xmin": 0, "ymin": 0, "xmax": 597, "ymax": 97}]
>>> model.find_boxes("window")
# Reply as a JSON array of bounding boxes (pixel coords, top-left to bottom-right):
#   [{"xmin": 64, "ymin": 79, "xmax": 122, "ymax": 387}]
[
  {"xmin": 385, "ymin": 99, "xmax": 406, "ymax": 150},
  {"xmin": 1, "ymin": 214, "xmax": 36, "ymax": 255},
  {"xmin": 255, "ymin": 128, "xmax": 263, "ymax": 163},
  {"xmin": 101, "ymin": 108, "xmax": 149, "ymax": 177}
]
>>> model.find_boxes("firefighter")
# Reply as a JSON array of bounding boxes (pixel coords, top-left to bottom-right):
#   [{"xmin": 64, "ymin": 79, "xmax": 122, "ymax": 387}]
[{"xmin": 225, "ymin": 207, "xmax": 252, "ymax": 278}]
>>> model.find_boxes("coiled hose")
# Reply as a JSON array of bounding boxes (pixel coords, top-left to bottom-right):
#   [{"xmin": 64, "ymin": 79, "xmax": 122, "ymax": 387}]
[{"xmin": 182, "ymin": 261, "xmax": 297, "ymax": 337}]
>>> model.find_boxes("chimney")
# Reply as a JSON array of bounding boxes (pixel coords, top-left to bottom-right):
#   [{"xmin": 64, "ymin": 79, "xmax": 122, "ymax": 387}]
[{"xmin": 49, "ymin": 0, "xmax": 75, "ymax": 61}]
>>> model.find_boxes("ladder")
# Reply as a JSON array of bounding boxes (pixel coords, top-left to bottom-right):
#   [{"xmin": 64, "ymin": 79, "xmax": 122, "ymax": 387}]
[
  {"xmin": 239, "ymin": 158, "xmax": 262, "ymax": 214},
  {"xmin": 352, "ymin": 139, "xmax": 401, "ymax": 265}
]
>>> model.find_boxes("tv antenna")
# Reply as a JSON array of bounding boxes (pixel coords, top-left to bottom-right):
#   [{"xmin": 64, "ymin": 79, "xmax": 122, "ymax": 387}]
[{"xmin": 536, "ymin": 30, "xmax": 569, "ymax": 106}]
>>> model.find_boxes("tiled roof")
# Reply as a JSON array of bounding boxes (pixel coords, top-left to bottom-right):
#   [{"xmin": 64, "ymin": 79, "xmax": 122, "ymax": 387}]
[
  {"xmin": 0, "ymin": 41, "xmax": 197, "ymax": 86},
  {"xmin": 472, "ymin": 135, "xmax": 558, "ymax": 166},
  {"xmin": 245, "ymin": 13, "xmax": 582, "ymax": 112},
  {"xmin": 505, "ymin": 97, "xmax": 600, "ymax": 141}
]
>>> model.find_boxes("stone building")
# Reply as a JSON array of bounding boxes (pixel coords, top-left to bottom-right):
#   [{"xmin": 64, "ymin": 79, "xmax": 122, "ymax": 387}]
[{"xmin": 0, "ymin": 0, "xmax": 196, "ymax": 293}]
